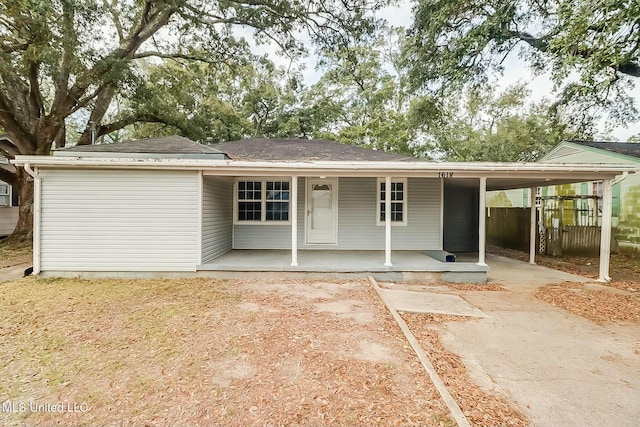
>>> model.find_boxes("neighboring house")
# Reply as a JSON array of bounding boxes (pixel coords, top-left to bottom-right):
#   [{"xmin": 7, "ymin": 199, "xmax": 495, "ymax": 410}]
[
  {"xmin": 0, "ymin": 153, "xmax": 19, "ymax": 237},
  {"xmin": 491, "ymin": 141, "xmax": 640, "ymax": 252},
  {"xmin": 12, "ymin": 136, "xmax": 631, "ymax": 282}
]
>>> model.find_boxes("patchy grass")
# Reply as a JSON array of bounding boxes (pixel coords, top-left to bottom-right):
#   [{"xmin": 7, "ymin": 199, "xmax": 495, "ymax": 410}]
[
  {"xmin": 0, "ymin": 237, "xmax": 32, "ymax": 268},
  {"xmin": 535, "ymin": 281, "xmax": 640, "ymax": 324},
  {"xmin": 0, "ymin": 277, "xmax": 453, "ymax": 427}
]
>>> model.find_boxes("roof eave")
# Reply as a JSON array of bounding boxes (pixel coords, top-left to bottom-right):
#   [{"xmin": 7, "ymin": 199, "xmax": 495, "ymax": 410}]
[{"xmin": 10, "ymin": 155, "xmax": 634, "ymax": 177}]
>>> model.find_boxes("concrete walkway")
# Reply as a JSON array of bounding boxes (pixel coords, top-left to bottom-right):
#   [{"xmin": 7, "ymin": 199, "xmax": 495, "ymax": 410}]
[{"xmin": 438, "ymin": 254, "xmax": 640, "ymax": 427}]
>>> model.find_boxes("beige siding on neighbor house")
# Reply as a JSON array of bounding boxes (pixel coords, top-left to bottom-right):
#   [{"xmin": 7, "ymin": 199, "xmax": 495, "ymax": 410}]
[
  {"xmin": 39, "ymin": 169, "xmax": 199, "ymax": 271},
  {"xmin": 201, "ymin": 176, "xmax": 233, "ymax": 263}
]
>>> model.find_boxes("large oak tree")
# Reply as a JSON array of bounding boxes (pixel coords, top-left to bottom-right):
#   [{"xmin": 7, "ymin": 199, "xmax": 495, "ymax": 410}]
[
  {"xmin": 0, "ymin": 0, "xmax": 386, "ymax": 239},
  {"xmin": 404, "ymin": 0, "xmax": 640, "ymax": 124}
]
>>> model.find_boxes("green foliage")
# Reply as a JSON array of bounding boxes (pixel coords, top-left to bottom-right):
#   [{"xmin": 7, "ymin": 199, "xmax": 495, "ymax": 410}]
[
  {"xmin": 301, "ymin": 29, "xmax": 428, "ymax": 155},
  {"xmin": 425, "ymin": 84, "xmax": 584, "ymax": 161},
  {"xmin": 0, "ymin": 0, "xmax": 389, "ymax": 156},
  {"xmin": 404, "ymin": 0, "xmax": 640, "ymax": 125}
]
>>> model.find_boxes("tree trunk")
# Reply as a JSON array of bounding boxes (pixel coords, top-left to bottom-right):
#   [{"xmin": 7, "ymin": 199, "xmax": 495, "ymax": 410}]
[{"xmin": 8, "ymin": 168, "xmax": 34, "ymax": 243}]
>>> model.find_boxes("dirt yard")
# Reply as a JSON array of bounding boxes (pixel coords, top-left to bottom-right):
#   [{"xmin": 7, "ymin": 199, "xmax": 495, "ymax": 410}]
[
  {"xmin": 0, "ymin": 277, "xmax": 459, "ymax": 427},
  {"xmin": 0, "ymin": 238, "xmax": 31, "ymax": 269}
]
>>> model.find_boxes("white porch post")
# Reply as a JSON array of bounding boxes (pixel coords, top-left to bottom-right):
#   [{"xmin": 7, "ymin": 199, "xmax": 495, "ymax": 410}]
[
  {"xmin": 291, "ymin": 176, "xmax": 298, "ymax": 266},
  {"xmin": 529, "ymin": 187, "xmax": 537, "ymax": 264},
  {"xmin": 478, "ymin": 177, "xmax": 487, "ymax": 266},
  {"xmin": 384, "ymin": 176, "xmax": 393, "ymax": 266},
  {"xmin": 598, "ymin": 178, "xmax": 613, "ymax": 281}
]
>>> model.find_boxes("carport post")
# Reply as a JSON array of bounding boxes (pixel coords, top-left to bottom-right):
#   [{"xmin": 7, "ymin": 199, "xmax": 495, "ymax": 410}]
[
  {"xmin": 291, "ymin": 176, "xmax": 298, "ymax": 266},
  {"xmin": 598, "ymin": 178, "xmax": 613, "ymax": 281},
  {"xmin": 529, "ymin": 187, "xmax": 537, "ymax": 264},
  {"xmin": 478, "ymin": 177, "xmax": 487, "ymax": 266},
  {"xmin": 384, "ymin": 176, "xmax": 393, "ymax": 266}
]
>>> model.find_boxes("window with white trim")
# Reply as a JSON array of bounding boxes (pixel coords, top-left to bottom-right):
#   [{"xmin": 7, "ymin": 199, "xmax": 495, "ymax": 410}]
[
  {"xmin": 0, "ymin": 182, "xmax": 9, "ymax": 207},
  {"xmin": 236, "ymin": 179, "xmax": 290, "ymax": 223},
  {"xmin": 377, "ymin": 178, "xmax": 407, "ymax": 225}
]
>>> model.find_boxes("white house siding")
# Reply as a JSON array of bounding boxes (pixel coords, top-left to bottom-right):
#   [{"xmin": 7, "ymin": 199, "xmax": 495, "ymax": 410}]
[
  {"xmin": 201, "ymin": 176, "xmax": 233, "ymax": 263},
  {"xmin": 232, "ymin": 177, "xmax": 441, "ymax": 250},
  {"xmin": 39, "ymin": 169, "xmax": 199, "ymax": 271}
]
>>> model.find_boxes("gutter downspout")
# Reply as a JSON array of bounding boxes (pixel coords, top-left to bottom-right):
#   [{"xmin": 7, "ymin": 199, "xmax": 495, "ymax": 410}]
[{"xmin": 23, "ymin": 163, "xmax": 41, "ymax": 275}]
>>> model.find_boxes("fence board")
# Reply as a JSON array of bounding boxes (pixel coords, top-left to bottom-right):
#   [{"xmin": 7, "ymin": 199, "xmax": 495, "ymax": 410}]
[
  {"xmin": 562, "ymin": 225, "xmax": 601, "ymax": 256},
  {"xmin": 487, "ymin": 208, "xmax": 536, "ymax": 252},
  {"xmin": 488, "ymin": 208, "xmax": 616, "ymax": 256}
]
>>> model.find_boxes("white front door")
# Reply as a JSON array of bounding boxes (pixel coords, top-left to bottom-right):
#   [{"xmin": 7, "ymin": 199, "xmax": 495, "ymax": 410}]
[{"xmin": 306, "ymin": 178, "xmax": 338, "ymax": 244}]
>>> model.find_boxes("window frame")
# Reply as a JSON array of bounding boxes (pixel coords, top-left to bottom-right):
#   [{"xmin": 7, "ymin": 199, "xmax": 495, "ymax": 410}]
[
  {"xmin": 376, "ymin": 178, "xmax": 408, "ymax": 226},
  {"xmin": 233, "ymin": 177, "xmax": 292, "ymax": 225},
  {"xmin": 0, "ymin": 181, "xmax": 10, "ymax": 207}
]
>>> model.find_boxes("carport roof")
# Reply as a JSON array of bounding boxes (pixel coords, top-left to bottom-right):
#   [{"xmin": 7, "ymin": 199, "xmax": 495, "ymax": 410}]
[
  {"xmin": 11, "ymin": 136, "xmax": 636, "ymax": 191},
  {"xmin": 12, "ymin": 155, "xmax": 635, "ymax": 191}
]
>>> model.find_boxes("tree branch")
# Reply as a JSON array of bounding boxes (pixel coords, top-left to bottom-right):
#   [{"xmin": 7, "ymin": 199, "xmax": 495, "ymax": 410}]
[
  {"xmin": 0, "ymin": 92, "xmax": 37, "ymax": 153},
  {"xmin": 57, "ymin": 1, "xmax": 178, "ymax": 118},
  {"xmin": 77, "ymin": 85, "xmax": 116, "ymax": 145},
  {"xmin": 133, "ymin": 51, "xmax": 219, "ymax": 62},
  {"xmin": 0, "ymin": 42, "xmax": 29, "ymax": 53},
  {"xmin": 618, "ymin": 61, "xmax": 640, "ymax": 78},
  {"xmin": 28, "ymin": 61, "xmax": 45, "ymax": 118},
  {"xmin": 510, "ymin": 30, "xmax": 640, "ymax": 78},
  {"xmin": 96, "ymin": 113, "xmax": 165, "ymax": 137}
]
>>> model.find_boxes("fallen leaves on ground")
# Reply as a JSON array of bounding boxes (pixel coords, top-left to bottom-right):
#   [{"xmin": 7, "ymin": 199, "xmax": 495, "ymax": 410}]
[
  {"xmin": 0, "ymin": 238, "xmax": 32, "ymax": 268},
  {"xmin": 0, "ymin": 277, "xmax": 454, "ymax": 427},
  {"xmin": 535, "ymin": 281, "xmax": 640, "ymax": 324},
  {"xmin": 446, "ymin": 283, "xmax": 507, "ymax": 292},
  {"xmin": 401, "ymin": 313, "xmax": 529, "ymax": 427}
]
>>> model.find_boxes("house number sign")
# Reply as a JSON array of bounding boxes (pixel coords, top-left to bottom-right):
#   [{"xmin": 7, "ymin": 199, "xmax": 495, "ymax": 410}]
[{"xmin": 438, "ymin": 172, "xmax": 454, "ymax": 178}]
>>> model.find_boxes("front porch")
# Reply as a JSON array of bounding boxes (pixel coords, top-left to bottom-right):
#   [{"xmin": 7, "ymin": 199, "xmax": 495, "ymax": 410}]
[{"xmin": 198, "ymin": 250, "xmax": 488, "ymax": 283}]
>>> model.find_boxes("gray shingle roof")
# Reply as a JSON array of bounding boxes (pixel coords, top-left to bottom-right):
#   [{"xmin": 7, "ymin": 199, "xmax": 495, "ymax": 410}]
[
  {"xmin": 210, "ymin": 138, "xmax": 417, "ymax": 161},
  {"xmin": 55, "ymin": 136, "xmax": 227, "ymax": 157},
  {"xmin": 569, "ymin": 140, "xmax": 640, "ymax": 159}
]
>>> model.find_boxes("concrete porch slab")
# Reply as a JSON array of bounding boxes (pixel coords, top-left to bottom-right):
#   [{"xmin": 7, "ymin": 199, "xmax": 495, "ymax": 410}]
[
  {"xmin": 378, "ymin": 288, "xmax": 488, "ymax": 318},
  {"xmin": 198, "ymin": 250, "xmax": 488, "ymax": 284}
]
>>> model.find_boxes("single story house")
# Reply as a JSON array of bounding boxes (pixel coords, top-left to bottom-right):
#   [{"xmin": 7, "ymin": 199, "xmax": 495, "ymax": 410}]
[{"xmin": 12, "ymin": 136, "xmax": 634, "ymax": 282}]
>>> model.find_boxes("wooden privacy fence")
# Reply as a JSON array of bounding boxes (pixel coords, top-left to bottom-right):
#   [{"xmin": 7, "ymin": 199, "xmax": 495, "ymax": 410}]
[
  {"xmin": 487, "ymin": 208, "xmax": 615, "ymax": 256},
  {"xmin": 486, "ymin": 208, "xmax": 536, "ymax": 253}
]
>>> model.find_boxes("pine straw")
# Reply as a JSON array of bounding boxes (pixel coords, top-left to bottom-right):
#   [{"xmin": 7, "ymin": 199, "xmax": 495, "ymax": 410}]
[
  {"xmin": 535, "ymin": 281, "xmax": 640, "ymax": 324},
  {"xmin": 400, "ymin": 313, "xmax": 529, "ymax": 427},
  {"xmin": 445, "ymin": 283, "xmax": 507, "ymax": 292},
  {"xmin": 0, "ymin": 277, "xmax": 454, "ymax": 427}
]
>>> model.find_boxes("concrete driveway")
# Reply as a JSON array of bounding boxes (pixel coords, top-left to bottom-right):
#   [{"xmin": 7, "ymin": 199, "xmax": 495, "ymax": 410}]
[{"xmin": 439, "ymin": 254, "xmax": 640, "ymax": 426}]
